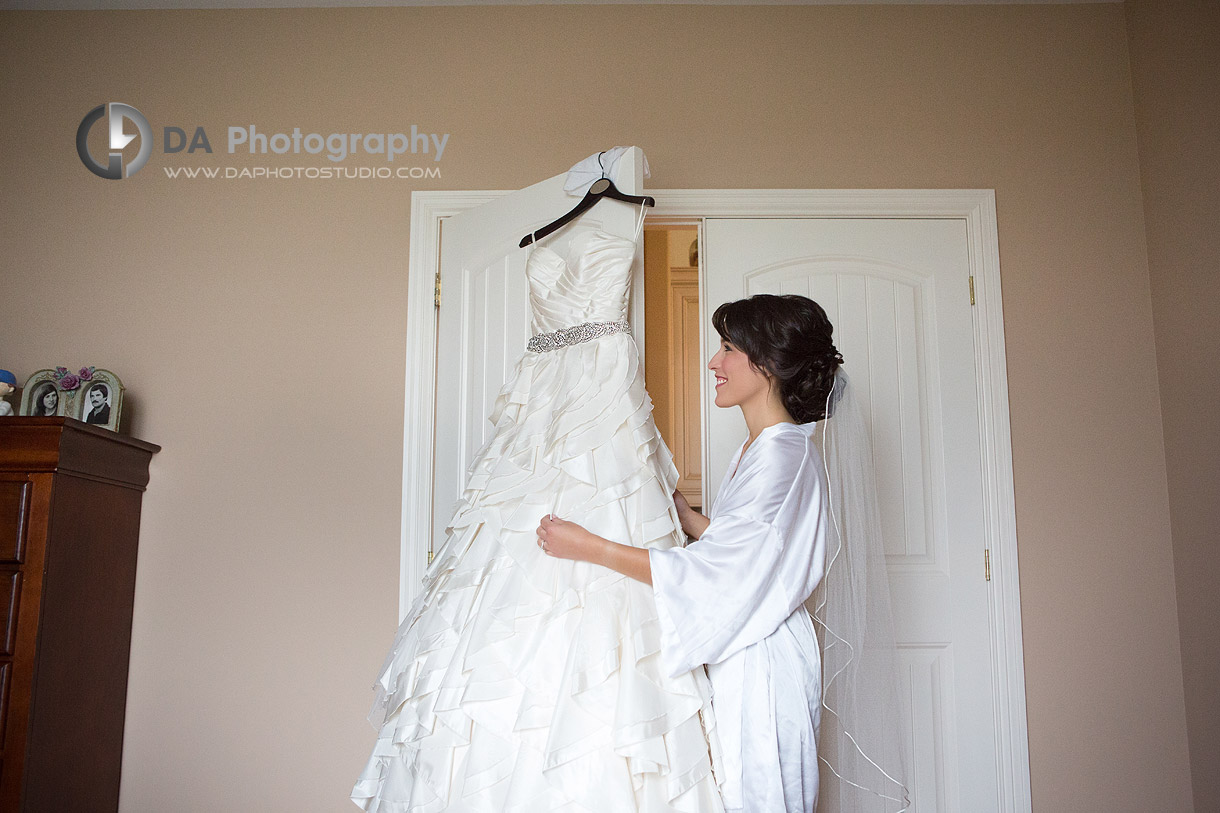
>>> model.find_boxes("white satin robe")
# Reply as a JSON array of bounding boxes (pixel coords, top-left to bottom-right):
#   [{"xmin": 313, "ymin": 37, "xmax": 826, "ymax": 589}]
[{"xmin": 649, "ymin": 421, "xmax": 828, "ymax": 813}]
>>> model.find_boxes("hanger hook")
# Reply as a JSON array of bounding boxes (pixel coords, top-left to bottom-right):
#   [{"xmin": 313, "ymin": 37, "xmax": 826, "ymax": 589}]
[{"xmin": 597, "ymin": 150, "xmax": 607, "ymax": 179}]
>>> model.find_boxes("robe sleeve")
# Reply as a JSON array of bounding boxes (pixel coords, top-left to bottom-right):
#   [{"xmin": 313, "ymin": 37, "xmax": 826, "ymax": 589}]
[{"xmin": 649, "ymin": 431, "xmax": 827, "ymax": 678}]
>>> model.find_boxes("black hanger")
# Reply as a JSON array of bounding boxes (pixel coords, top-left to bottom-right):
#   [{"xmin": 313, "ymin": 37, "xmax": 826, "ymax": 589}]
[{"xmin": 520, "ymin": 152, "xmax": 655, "ymax": 248}]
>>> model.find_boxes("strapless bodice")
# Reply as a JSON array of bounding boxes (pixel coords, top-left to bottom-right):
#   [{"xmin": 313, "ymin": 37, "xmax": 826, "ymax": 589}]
[{"xmin": 526, "ymin": 229, "xmax": 634, "ymax": 333}]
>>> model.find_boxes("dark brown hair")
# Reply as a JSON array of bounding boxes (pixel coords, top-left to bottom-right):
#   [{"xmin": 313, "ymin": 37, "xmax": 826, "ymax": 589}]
[{"xmin": 711, "ymin": 294, "xmax": 844, "ymax": 423}]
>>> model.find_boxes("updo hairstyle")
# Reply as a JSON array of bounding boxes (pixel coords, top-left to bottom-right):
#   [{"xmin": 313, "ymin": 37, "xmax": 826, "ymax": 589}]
[{"xmin": 711, "ymin": 294, "xmax": 844, "ymax": 423}]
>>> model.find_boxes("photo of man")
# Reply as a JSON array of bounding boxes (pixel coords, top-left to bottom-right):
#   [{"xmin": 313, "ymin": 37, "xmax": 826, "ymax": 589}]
[{"xmin": 83, "ymin": 382, "xmax": 111, "ymax": 425}]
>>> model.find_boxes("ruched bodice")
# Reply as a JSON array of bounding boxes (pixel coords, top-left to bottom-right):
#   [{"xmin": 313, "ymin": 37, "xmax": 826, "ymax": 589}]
[{"xmin": 527, "ymin": 229, "xmax": 634, "ymax": 332}]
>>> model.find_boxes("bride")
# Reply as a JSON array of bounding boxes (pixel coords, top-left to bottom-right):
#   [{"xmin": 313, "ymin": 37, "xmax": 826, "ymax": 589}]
[{"xmin": 540, "ymin": 294, "xmax": 910, "ymax": 813}]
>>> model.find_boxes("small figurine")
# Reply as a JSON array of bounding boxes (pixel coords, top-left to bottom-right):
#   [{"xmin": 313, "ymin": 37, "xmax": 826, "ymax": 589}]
[{"xmin": 0, "ymin": 370, "xmax": 16, "ymax": 417}]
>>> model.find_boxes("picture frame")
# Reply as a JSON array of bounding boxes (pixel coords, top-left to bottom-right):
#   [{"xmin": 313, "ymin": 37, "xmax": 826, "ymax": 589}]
[
  {"xmin": 75, "ymin": 370, "xmax": 124, "ymax": 431},
  {"xmin": 18, "ymin": 370, "xmax": 66, "ymax": 417},
  {"xmin": 17, "ymin": 367, "xmax": 125, "ymax": 431}
]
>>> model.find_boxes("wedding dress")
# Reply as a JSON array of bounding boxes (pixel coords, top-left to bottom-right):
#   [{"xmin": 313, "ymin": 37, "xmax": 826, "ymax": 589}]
[{"xmin": 351, "ymin": 222, "xmax": 725, "ymax": 812}]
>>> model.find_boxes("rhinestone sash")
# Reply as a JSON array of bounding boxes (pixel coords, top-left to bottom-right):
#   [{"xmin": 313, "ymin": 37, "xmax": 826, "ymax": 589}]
[{"xmin": 527, "ymin": 319, "xmax": 631, "ymax": 353}]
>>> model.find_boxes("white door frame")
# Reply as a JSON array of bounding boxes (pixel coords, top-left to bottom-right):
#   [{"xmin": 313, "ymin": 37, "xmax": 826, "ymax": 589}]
[{"xmin": 403, "ymin": 188, "xmax": 1031, "ymax": 813}]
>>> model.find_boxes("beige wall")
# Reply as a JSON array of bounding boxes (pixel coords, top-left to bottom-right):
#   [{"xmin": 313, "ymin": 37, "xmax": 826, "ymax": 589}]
[
  {"xmin": 1127, "ymin": 1, "xmax": 1220, "ymax": 810},
  {"xmin": 0, "ymin": 5, "xmax": 1197, "ymax": 811}
]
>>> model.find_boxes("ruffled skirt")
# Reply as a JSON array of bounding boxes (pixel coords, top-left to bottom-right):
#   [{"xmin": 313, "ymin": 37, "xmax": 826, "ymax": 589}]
[{"xmin": 351, "ymin": 332, "xmax": 725, "ymax": 812}]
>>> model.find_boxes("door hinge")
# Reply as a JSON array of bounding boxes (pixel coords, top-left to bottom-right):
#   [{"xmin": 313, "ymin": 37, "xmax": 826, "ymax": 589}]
[
  {"xmin": 434, "ymin": 272, "xmax": 442, "ymax": 308},
  {"xmin": 427, "ymin": 549, "xmax": 434, "ymax": 565},
  {"xmin": 984, "ymin": 548, "xmax": 991, "ymax": 581},
  {"xmin": 969, "ymin": 275, "xmax": 976, "ymax": 306}
]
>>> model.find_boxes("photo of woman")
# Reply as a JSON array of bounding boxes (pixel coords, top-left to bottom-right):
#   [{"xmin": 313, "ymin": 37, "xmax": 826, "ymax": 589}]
[{"xmin": 24, "ymin": 382, "xmax": 61, "ymax": 417}]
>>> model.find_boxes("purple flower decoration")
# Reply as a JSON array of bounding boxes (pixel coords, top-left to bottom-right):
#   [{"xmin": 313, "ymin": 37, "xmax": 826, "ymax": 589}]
[
  {"xmin": 58, "ymin": 373, "xmax": 81, "ymax": 391},
  {"xmin": 55, "ymin": 366, "xmax": 69, "ymax": 376},
  {"xmin": 78, "ymin": 366, "xmax": 95, "ymax": 381}
]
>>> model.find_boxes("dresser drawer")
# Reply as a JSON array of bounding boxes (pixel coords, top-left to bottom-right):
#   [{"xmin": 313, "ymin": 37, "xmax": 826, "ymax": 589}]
[{"xmin": 0, "ymin": 482, "xmax": 29, "ymax": 564}]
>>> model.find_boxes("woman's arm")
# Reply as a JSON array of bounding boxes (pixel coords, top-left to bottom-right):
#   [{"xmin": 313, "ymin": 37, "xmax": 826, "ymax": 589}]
[
  {"xmin": 536, "ymin": 515, "xmax": 653, "ymax": 585},
  {"xmin": 537, "ymin": 490, "xmax": 712, "ymax": 582}
]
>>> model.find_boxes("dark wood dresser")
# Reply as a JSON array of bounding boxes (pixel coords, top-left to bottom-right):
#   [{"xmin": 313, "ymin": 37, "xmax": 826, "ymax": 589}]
[{"xmin": 0, "ymin": 418, "xmax": 159, "ymax": 812}]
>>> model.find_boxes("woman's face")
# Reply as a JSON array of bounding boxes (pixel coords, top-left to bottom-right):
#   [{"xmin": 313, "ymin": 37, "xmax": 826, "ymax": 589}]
[
  {"xmin": 708, "ymin": 337, "xmax": 773, "ymax": 411},
  {"xmin": 42, "ymin": 389, "xmax": 57, "ymax": 411}
]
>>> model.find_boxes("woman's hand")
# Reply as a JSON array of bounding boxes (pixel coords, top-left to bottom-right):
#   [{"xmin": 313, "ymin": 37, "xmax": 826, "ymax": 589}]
[
  {"xmin": 536, "ymin": 514, "xmax": 603, "ymax": 562},
  {"xmin": 536, "ymin": 514, "xmax": 655, "ymax": 585},
  {"xmin": 673, "ymin": 490, "xmax": 710, "ymax": 540},
  {"xmin": 673, "ymin": 489, "xmax": 693, "ymax": 520}
]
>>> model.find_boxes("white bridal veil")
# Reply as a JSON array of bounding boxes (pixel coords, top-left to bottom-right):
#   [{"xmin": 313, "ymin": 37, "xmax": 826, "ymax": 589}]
[{"xmin": 811, "ymin": 369, "xmax": 912, "ymax": 812}]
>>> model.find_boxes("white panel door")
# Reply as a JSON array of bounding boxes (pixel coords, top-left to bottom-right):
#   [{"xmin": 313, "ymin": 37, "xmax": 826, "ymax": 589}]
[
  {"xmin": 430, "ymin": 150, "xmax": 647, "ymax": 553},
  {"xmin": 704, "ymin": 218, "xmax": 998, "ymax": 812}
]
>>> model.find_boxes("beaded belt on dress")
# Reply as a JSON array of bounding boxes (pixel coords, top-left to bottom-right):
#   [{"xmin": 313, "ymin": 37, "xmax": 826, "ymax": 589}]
[{"xmin": 527, "ymin": 319, "xmax": 631, "ymax": 353}]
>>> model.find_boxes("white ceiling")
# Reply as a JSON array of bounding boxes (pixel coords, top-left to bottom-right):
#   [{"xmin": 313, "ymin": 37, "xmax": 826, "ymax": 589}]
[{"xmin": 1, "ymin": 0, "xmax": 1120, "ymax": 10}]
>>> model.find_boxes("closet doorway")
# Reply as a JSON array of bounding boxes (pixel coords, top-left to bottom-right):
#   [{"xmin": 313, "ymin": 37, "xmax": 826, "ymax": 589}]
[{"xmin": 642, "ymin": 225, "xmax": 703, "ymax": 512}]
